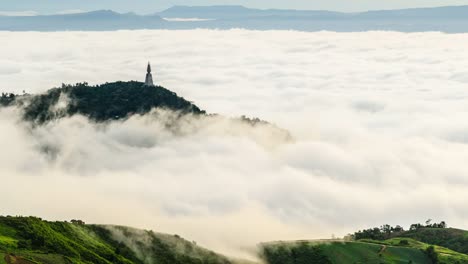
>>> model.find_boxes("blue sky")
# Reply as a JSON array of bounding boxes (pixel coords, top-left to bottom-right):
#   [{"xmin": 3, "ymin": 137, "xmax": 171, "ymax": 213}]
[{"xmin": 2, "ymin": 0, "xmax": 468, "ymax": 14}]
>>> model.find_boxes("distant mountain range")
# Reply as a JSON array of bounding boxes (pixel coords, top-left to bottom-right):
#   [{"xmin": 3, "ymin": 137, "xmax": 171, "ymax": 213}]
[{"xmin": 2, "ymin": 5, "xmax": 468, "ymax": 32}]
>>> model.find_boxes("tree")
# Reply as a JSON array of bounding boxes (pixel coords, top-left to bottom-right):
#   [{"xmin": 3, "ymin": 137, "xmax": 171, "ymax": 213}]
[
  {"xmin": 410, "ymin": 223, "xmax": 422, "ymax": 231},
  {"xmin": 438, "ymin": 221, "xmax": 447, "ymax": 228},
  {"xmin": 393, "ymin": 225, "xmax": 404, "ymax": 232},
  {"xmin": 426, "ymin": 219, "xmax": 432, "ymax": 227},
  {"xmin": 425, "ymin": 246, "xmax": 438, "ymax": 264}
]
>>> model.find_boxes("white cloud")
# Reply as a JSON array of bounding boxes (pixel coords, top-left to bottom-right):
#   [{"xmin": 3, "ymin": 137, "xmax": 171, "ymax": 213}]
[
  {"xmin": 55, "ymin": 9, "xmax": 85, "ymax": 15},
  {"xmin": 162, "ymin": 17, "xmax": 215, "ymax": 22},
  {"xmin": 1, "ymin": 29, "xmax": 468, "ymax": 259},
  {"xmin": 0, "ymin": 11, "xmax": 38, "ymax": 16}
]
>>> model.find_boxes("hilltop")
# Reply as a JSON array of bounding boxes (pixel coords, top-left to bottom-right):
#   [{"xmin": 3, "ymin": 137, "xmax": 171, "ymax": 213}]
[{"xmin": 3, "ymin": 81, "xmax": 205, "ymax": 124}]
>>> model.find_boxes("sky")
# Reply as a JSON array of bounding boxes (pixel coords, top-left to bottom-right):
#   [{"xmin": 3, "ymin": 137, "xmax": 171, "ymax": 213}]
[
  {"xmin": 1, "ymin": 29, "xmax": 468, "ymax": 259},
  {"xmin": 2, "ymin": 0, "xmax": 468, "ymax": 14}
]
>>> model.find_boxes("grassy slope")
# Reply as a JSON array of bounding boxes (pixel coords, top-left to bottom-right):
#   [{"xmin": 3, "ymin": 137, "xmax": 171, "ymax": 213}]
[
  {"xmin": 262, "ymin": 241, "xmax": 430, "ymax": 264},
  {"xmin": 262, "ymin": 238, "xmax": 468, "ymax": 264},
  {"xmin": 365, "ymin": 237, "xmax": 468, "ymax": 264},
  {"xmin": 398, "ymin": 228, "xmax": 468, "ymax": 255},
  {"xmin": 322, "ymin": 241, "xmax": 430, "ymax": 264},
  {"xmin": 0, "ymin": 216, "xmax": 233, "ymax": 264}
]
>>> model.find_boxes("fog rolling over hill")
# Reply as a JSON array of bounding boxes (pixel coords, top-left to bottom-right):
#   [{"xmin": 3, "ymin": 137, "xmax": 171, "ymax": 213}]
[
  {"xmin": 2, "ymin": 216, "xmax": 468, "ymax": 264},
  {"xmin": 2, "ymin": 29, "xmax": 468, "ymax": 258},
  {"xmin": 3, "ymin": 5, "xmax": 468, "ymax": 32}
]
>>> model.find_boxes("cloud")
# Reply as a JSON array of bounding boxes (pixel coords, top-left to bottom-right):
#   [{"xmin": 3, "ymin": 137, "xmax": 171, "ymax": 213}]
[
  {"xmin": 162, "ymin": 17, "xmax": 215, "ymax": 22},
  {"xmin": 0, "ymin": 11, "xmax": 38, "ymax": 16},
  {"xmin": 55, "ymin": 9, "xmax": 85, "ymax": 15},
  {"xmin": 1, "ymin": 29, "xmax": 468, "ymax": 259}
]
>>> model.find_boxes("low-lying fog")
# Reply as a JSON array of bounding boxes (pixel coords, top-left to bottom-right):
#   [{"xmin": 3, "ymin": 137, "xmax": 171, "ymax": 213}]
[{"xmin": 1, "ymin": 29, "xmax": 468, "ymax": 259}]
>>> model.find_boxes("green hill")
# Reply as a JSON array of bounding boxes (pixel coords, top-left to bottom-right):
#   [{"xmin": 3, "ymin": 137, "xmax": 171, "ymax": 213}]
[
  {"xmin": 1, "ymin": 82, "xmax": 291, "ymax": 139},
  {"xmin": 261, "ymin": 240, "xmax": 429, "ymax": 264},
  {"xmin": 398, "ymin": 228, "xmax": 468, "ymax": 256},
  {"xmin": 261, "ymin": 239, "xmax": 468, "ymax": 264},
  {"xmin": 2, "ymin": 216, "xmax": 468, "ymax": 264},
  {"xmin": 0, "ymin": 216, "xmax": 233, "ymax": 264},
  {"xmin": 6, "ymin": 81, "xmax": 205, "ymax": 124}
]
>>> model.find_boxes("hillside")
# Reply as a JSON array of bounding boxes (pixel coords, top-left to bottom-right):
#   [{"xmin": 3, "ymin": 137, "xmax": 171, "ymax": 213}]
[
  {"xmin": 261, "ymin": 238, "xmax": 468, "ymax": 264},
  {"xmin": 2, "ymin": 216, "xmax": 468, "ymax": 264},
  {"xmin": 0, "ymin": 216, "xmax": 234, "ymax": 264},
  {"xmin": 398, "ymin": 228, "xmax": 468, "ymax": 255},
  {"xmin": 261, "ymin": 240, "xmax": 431, "ymax": 264},
  {"xmin": 260, "ymin": 222, "xmax": 468, "ymax": 264},
  {"xmin": 7, "ymin": 81, "xmax": 205, "ymax": 124}
]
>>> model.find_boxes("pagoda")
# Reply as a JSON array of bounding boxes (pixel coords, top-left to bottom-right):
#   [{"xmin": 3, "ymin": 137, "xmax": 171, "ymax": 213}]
[{"xmin": 144, "ymin": 62, "xmax": 154, "ymax": 86}]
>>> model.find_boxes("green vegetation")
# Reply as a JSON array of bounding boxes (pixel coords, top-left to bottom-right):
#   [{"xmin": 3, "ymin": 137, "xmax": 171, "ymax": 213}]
[
  {"xmin": 17, "ymin": 81, "xmax": 205, "ymax": 123},
  {"xmin": 261, "ymin": 241, "xmax": 431, "ymax": 264},
  {"xmin": 261, "ymin": 239, "xmax": 468, "ymax": 264},
  {"xmin": 261, "ymin": 242, "xmax": 332, "ymax": 264},
  {"xmin": 260, "ymin": 220, "xmax": 468, "ymax": 264},
  {"xmin": 353, "ymin": 220, "xmax": 447, "ymax": 241},
  {"xmin": 352, "ymin": 220, "xmax": 468, "ymax": 262},
  {"xmin": 0, "ymin": 93, "xmax": 16, "ymax": 107},
  {"xmin": 400, "ymin": 228, "xmax": 468, "ymax": 256},
  {"xmin": 0, "ymin": 216, "xmax": 233, "ymax": 264},
  {"xmin": 2, "ymin": 216, "xmax": 468, "ymax": 264}
]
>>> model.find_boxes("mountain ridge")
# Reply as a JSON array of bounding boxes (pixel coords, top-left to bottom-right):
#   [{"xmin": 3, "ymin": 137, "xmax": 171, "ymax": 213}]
[{"xmin": 3, "ymin": 5, "xmax": 468, "ymax": 32}]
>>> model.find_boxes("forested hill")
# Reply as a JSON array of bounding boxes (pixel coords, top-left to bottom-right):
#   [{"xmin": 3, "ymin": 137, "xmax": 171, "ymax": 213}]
[
  {"xmin": 0, "ymin": 216, "xmax": 235, "ymax": 264},
  {"xmin": 3, "ymin": 216, "xmax": 468, "ymax": 264},
  {"xmin": 261, "ymin": 222, "xmax": 468, "ymax": 264},
  {"xmin": 1, "ymin": 81, "xmax": 205, "ymax": 123}
]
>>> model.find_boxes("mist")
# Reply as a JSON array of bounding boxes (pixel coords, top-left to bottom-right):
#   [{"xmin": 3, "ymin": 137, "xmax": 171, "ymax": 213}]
[{"xmin": 1, "ymin": 29, "xmax": 468, "ymax": 259}]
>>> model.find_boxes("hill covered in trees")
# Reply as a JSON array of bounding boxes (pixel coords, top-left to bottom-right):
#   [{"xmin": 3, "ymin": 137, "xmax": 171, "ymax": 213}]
[
  {"xmin": 2, "ymin": 216, "xmax": 468, "ymax": 264},
  {"xmin": 353, "ymin": 220, "xmax": 468, "ymax": 260},
  {"xmin": 261, "ymin": 221, "xmax": 468, "ymax": 264},
  {"xmin": 0, "ymin": 81, "xmax": 287, "ymax": 131},
  {"xmin": 0, "ymin": 81, "xmax": 293, "ymax": 150},
  {"xmin": 1, "ymin": 81, "xmax": 205, "ymax": 124},
  {"xmin": 0, "ymin": 216, "xmax": 236, "ymax": 264}
]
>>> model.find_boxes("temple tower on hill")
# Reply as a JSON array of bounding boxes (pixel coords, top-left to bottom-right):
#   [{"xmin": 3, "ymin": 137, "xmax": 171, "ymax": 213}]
[{"xmin": 144, "ymin": 62, "xmax": 154, "ymax": 86}]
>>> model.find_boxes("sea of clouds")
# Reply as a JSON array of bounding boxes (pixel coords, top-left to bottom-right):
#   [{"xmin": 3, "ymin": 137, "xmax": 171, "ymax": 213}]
[{"xmin": 1, "ymin": 29, "xmax": 468, "ymax": 258}]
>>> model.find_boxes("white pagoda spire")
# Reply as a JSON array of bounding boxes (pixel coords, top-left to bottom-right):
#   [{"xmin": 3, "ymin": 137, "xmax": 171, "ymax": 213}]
[{"xmin": 144, "ymin": 62, "xmax": 154, "ymax": 86}]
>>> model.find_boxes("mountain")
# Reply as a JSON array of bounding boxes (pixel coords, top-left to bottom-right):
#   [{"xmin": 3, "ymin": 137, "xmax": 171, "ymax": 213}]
[
  {"xmin": 360, "ymin": 5, "xmax": 468, "ymax": 19},
  {"xmin": 3, "ymin": 5, "xmax": 468, "ymax": 32},
  {"xmin": 158, "ymin": 5, "xmax": 468, "ymax": 20},
  {"xmin": 157, "ymin": 5, "xmax": 345, "ymax": 20},
  {"xmin": 5, "ymin": 81, "xmax": 205, "ymax": 123},
  {"xmin": 0, "ymin": 10, "xmax": 165, "ymax": 31},
  {"xmin": 0, "ymin": 216, "xmax": 236, "ymax": 264}
]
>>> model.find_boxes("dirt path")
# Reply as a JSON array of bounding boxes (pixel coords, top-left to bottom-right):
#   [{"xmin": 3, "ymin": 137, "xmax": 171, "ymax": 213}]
[{"xmin": 378, "ymin": 245, "xmax": 388, "ymax": 254}]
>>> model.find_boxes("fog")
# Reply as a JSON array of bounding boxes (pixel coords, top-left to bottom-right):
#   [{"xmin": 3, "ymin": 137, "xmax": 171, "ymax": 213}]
[{"xmin": 1, "ymin": 29, "xmax": 468, "ymax": 259}]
